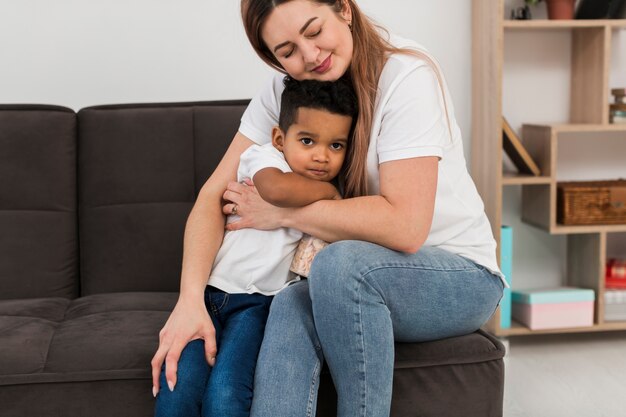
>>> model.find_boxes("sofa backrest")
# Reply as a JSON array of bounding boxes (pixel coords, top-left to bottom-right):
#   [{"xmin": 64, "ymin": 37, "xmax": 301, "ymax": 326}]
[
  {"xmin": 77, "ymin": 101, "xmax": 248, "ymax": 295},
  {"xmin": 0, "ymin": 105, "xmax": 79, "ymax": 300}
]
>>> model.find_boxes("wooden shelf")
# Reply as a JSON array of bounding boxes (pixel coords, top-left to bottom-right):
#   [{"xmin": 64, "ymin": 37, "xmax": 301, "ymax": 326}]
[
  {"xmin": 503, "ymin": 174, "xmax": 552, "ymax": 185},
  {"xmin": 473, "ymin": 0, "xmax": 626, "ymax": 337},
  {"xmin": 526, "ymin": 123, "xmax": 626, "ymax": 134},
  {"xmin": 551, "ymin": 224, "xmax": 626, "ymax": 235},
  {"xmin": 504, "ymin": 19, "xmax": 626, "ymax": 30},
  {"xmin": 496, "ymin": 320, "xmax": 626, "ymax": 337}
]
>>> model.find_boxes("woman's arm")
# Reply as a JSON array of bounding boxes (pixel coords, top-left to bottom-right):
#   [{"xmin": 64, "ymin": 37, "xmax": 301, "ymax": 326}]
[
  {"xmin": 225, "ymin": 156, "xmax": 438, "ymax": 253},
  {"xmin": 151, "ymin": 132, "xmax": 254, "ymax": 395}
]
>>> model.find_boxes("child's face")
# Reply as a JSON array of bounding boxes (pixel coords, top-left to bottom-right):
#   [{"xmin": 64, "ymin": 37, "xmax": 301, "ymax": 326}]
[{"xmin": 272, "ymin": 107, "xmax": 351, "ymax": 182}]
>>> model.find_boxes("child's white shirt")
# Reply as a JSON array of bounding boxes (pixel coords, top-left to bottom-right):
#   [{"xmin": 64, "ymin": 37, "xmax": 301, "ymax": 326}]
[{"xmin": 208, "ymin": 143, "xmax": 302, "ymax": 295}]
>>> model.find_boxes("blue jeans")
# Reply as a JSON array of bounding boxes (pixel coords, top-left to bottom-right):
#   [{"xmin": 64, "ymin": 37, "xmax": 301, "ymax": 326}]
[
  {"xmin": 250, "ymin": 241, "xmax": 504, "ymax": 417},
  {"xmin": 154, "ymin": 286, "xmax": 273, "ymax": 417}
]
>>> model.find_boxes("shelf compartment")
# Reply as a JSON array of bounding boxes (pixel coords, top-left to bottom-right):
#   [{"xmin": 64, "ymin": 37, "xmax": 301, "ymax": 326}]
[
  {"xmin": 568, "ymin": 233, "xmax": 606, "ymax": 324},
  {"xmin": 520, "ymin": 123, "xmax": 626, "ymax": 234}
]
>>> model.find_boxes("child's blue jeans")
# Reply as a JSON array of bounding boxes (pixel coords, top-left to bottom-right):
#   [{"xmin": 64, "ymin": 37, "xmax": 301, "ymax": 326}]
[{"xmin": 154, "ymin": 286, "xmax": 272, "ymax": 417}]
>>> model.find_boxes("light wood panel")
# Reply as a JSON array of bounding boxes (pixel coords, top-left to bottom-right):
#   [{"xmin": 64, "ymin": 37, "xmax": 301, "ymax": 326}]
[
  {"xmin": 498, "ymin": 320, "xmax": 626, "ymax": 336},
  {"xmin": 521, "ymin": 125, "xmax": 554, "ymax": 178},
  {"xmin": 544, "ymin": 124, "xmax": 626, "ymax": 133},
  {"xmin": 502, "ymin": 175, "xmax": 552, "ymax": 186},
  {"xmin": 552, "ymin": 224, "xmax": 626, "ymax": 234},
  {"xmin": 570, "ymin": 27, "xmax": 611, "ymax": 124},
  {"xmin": 504, "ymin": 19, "xmax": 626, "ymax": 29},
  {"xmin": 471, "ymin": 0, "xmax": 503, "ymax": 244}
]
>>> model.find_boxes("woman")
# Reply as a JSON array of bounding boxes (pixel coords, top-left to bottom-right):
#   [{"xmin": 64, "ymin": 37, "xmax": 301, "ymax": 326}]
[{"xmin": 152, "ymin": 1, "xmax": 506, "ymax": 416}]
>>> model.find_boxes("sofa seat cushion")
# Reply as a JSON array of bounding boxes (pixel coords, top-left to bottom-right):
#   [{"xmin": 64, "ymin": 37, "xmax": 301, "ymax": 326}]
[
  {"xmin": 0, "ymin": 298, "xmax": 71, "ymax": 376},
  {"xmin": 0, "ymin": 292, "xmax": 177, "ymax": 386},
  {"xmin": 316, "ymin": 329, "xmax": 505, "ymax": 417}
]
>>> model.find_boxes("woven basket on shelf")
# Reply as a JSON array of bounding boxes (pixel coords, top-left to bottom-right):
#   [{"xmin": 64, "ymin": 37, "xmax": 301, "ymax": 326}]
[{"xmin": 557, "ymin": 180, "xmax": 626, "ymax": 225}]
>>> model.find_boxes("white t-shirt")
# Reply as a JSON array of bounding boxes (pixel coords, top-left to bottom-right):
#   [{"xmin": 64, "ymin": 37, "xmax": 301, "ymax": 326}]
[
  {"xmin": 239, "ymin": 34, "xmax": 506, "ymax": 286},
  {"xmin": 208, "ymin": 143, "xmax": 302, "ymax": 295}
]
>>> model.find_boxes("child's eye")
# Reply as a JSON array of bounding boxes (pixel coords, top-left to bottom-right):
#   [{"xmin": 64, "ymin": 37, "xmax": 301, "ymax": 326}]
[
  {"xmin": 331, "ymin": 143, "xmax": 344, "ymax": 150},
  {"xmin": 300, "ymin": 138, "xmax": 313, "ymax": 145}
]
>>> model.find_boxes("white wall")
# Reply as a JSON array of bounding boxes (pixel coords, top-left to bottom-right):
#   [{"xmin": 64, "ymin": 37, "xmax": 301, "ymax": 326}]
[{"xmin": 0, "ymin": 0, "xmax": 471, "ymax": 156}]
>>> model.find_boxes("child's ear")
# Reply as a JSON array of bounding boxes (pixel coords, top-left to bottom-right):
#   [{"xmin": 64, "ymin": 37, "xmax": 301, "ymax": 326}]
[{"xmin": 271, "ymin": 126, "xmax": 285, "ymax": 152}]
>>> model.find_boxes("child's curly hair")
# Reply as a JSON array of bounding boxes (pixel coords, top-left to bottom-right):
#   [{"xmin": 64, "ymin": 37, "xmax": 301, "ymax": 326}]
[{"xmin": 278, "ymin": 77, "xmax": 358, "ymax": 136}]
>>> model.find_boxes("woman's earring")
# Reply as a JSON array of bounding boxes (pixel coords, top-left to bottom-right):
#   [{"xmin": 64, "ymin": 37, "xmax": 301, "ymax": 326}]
[{"xmin": 348, "ymin": 22, "xmax": 353, "ymax": 32}]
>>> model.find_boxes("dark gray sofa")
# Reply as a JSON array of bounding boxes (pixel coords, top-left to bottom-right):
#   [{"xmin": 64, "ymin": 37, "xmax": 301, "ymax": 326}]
[{"xmin": 0, "ymin": 102, "xmax": 505, "ymax": 417}]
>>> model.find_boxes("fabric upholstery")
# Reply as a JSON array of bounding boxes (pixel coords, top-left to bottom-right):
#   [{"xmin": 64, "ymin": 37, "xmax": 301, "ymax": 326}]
[
  {"xmin": 0, "ymin": 105, "xmax": 78, "ymax": 300},
  {"xmin": 316, "ymin": 330, "xmax": 505, "ymax": 417},
  {"xmin": 77, "ymin": 101, "xmax": 248, "ymax": 295},
  {"xmin": 1, "ymin": 379, "xmax": 154, "ymax": 417},
  {"xmin": 0, "ymin": 292, "xmax": 177, "ymax": 386}
]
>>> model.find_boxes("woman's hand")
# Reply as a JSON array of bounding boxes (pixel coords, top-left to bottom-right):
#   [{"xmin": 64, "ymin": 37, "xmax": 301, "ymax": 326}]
[
  {"xmin": 222, "ymin": 179, "xmax": 291, "ymax": 231},
  {"xmin": 150, "ymin": 296, "xmax": 217, "ymax": 397}
]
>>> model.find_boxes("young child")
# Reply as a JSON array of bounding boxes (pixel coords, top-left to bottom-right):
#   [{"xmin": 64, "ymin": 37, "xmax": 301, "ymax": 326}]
[{"xmin": 155, "ymin": 76, "xmax": 357, "ymax": 417}]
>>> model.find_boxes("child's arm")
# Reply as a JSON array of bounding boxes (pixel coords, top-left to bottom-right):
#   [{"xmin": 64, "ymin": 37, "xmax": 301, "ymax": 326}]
[{"xmin": 253, "ymin": 167, "xmax": 340, "ymax": 208}]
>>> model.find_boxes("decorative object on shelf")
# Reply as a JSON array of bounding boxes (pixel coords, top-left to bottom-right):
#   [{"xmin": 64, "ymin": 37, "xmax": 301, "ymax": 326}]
[
  {"xmin": 511, "ymin": 5, "xmax": 532, "ymax": 20},
  {"xmin": 575, "ymin": 0, "xmax": 626, "ymax": 19},
  {"xmin": 511, "ymin": 287, "xmax": 595, "ymax": 330},
  {"xmin": 604, "ymin": 289, "xmax": 626, "ymax": 321},
  {"xmin": 499, "ymin": 226, "xmax": 513, "ymax": 329},
  {"xmin": 606, "ymin": 258, "xmax": 626, "ymax": 288},
  {"xmin": 610, "ymin": 88, "xmax": 626, "ymax": 124},
  {"xmin": 557, "ymin": 180, "xmax": 626, "ymax": 225},
  {"xmin": 502, "ymin": 117, "xmax": 541, "ymax": 176},
  {"xmin": 525, "ymin": 0, "xmax": 575, "ymax": 20}
]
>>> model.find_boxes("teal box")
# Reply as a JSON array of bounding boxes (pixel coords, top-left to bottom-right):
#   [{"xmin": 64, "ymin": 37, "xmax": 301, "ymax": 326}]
[
  {"xmin": 499, "ymin": 226, "xmax": 513, "ymax": 328},
  {"xmin": 512, "ymin": 287, "xmax": 595, "ymax": 304}
]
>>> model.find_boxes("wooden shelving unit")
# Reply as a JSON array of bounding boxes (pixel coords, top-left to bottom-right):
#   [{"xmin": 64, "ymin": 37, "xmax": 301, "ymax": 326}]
[{"xmin": 471, "ymin": 0, "xmax": 626, "ymax": 336}]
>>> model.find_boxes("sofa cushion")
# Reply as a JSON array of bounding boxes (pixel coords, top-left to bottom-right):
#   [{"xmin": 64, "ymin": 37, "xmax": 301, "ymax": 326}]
[
  {"xmin": 0, "ymin": 105, "xmax": 78, "ymax": 299},
  {"xmin": 0, "ymin": 298, "xmax": 71, "ymax": 376},
  {"xmin": 77, "ymin": 101, "xmax": 248, "ymax": 295},
  {"xmin": 316, "ymin": 330, "xmax": 505, "ymax": 417},
  {"xmin": 0, "ymin": 292, "xmax": 177, "ymax": 386}
]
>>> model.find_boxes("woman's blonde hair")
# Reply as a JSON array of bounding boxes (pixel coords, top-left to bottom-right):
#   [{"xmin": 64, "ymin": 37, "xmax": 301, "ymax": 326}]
[{"xmin": 241, "ymin": 0, "xmax": 450, "ymax": 198}]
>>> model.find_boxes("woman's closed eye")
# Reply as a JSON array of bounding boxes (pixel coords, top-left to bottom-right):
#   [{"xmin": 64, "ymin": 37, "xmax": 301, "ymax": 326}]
[
  {"xmin": 306, "ymin": 28, "xmax": 322, "ymax": 38},
  {"xmin": 284, "ymin": 46, "xmax": 296, "ymax": 59},
  {"xmin": 284, "ymin": 27, "xmax": 322, "ymax": 58}
]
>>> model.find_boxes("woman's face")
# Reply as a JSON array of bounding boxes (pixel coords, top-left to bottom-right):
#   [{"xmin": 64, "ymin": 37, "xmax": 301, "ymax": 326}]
[{"xmin": 261, "ymin": 0, "xmax": 353, "ymax": 81}]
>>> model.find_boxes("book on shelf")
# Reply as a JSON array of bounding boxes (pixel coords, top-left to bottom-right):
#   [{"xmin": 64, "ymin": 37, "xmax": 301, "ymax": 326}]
[
  {"xmin": 502, "ymin": 117, "xmax": 541, "ymax": 176},
  {"xmin": 499, "ymin": 226, "xmax": 513, "ymax": 329}
]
